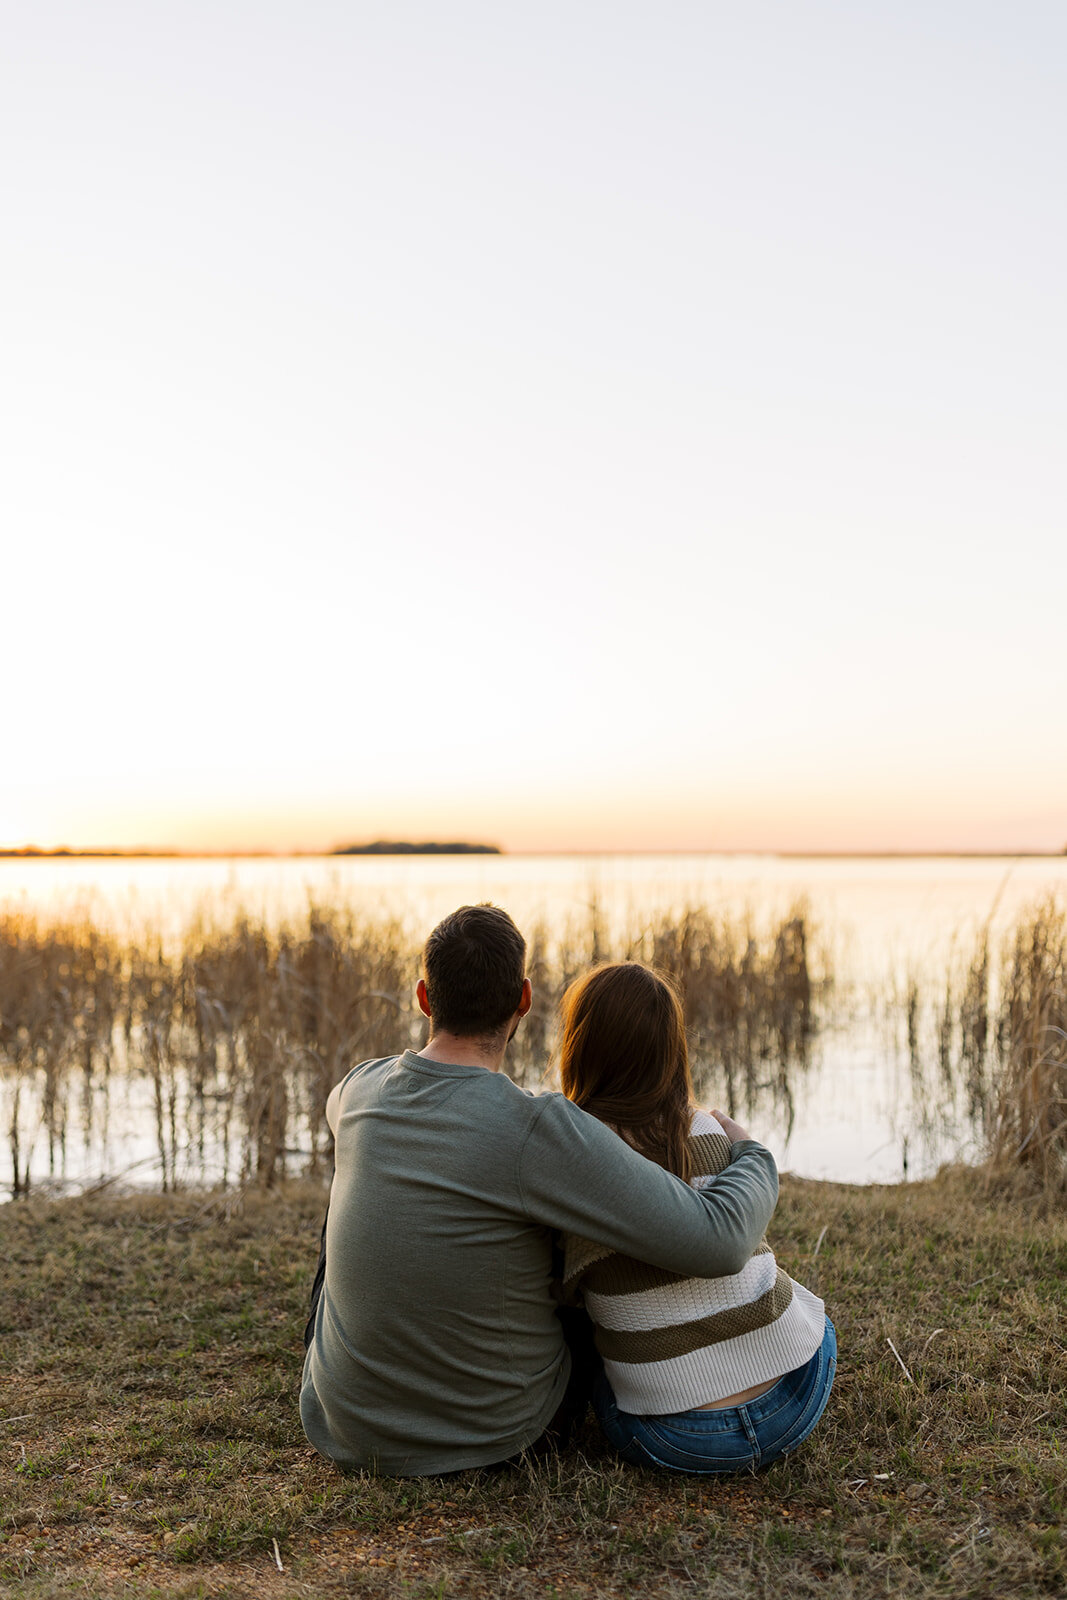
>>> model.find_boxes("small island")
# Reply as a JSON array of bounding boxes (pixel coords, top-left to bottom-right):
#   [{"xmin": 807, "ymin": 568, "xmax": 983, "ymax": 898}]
[{"xmin": 331, "ymin": 840, "xmax": 502, "ymax": 856}]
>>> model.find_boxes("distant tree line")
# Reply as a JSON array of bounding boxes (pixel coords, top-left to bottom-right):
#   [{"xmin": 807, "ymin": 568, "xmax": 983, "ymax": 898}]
[{"xmin": 331, "ymin": 841, "xmax": 502, "ymax": 856}]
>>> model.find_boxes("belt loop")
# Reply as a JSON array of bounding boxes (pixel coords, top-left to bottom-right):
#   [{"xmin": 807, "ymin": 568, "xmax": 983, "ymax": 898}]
[{"xmin": 737, "ymin": 1403, "xmax": 761, "ymax": 1468}]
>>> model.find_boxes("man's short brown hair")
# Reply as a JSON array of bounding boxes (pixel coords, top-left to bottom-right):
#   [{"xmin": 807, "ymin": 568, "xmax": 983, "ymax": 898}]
[{"xmin": 422, "ymin": 904, "xmax": 526, "ymax": 1037}]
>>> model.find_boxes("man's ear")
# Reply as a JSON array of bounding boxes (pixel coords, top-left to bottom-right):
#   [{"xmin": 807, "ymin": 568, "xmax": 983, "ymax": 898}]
[
  {"xmin": 517, "ymin": 977, "xmax": 533, "ymax": 1018},
  {"xmin": 416, "ymin": 978, "xmax": 432, "ymax": 1019}
]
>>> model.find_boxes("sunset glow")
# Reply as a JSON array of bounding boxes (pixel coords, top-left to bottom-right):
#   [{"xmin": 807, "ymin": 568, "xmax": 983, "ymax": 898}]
[{"xmin": 4, "ymin": 3, "xmax": 1065, "ymax": 857}]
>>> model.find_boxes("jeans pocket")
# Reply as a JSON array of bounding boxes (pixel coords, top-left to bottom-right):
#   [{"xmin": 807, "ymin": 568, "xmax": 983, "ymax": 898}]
[
  {"xmin": 634, "ymin": 1417, "xmax": 759, "ymax": 1475},
  {"xmin": 766, "ymin": 1347, "xmax": 836, "ymax": 1462},
  {"xmin": 618, "ymin": 1432, "xmax": 680, "ymax": 1472}
]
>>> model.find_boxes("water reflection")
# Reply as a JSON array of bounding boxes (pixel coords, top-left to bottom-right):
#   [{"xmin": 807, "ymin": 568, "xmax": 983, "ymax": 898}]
[{"xmin": 3, "ymin": 858, "xmax": 1065, "ymax": 1195}]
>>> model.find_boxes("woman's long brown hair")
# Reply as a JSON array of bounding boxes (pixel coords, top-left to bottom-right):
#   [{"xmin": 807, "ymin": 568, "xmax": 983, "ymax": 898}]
[{"xmin": 558, "ymin": 962, "xmax": 694, "ymax": 1182}]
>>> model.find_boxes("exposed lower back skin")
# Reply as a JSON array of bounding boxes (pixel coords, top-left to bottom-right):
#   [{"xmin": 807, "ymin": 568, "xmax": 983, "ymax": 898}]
[{"xmin": 698, "ymin": 1376, "xmax": 777, "ymax": 1409}]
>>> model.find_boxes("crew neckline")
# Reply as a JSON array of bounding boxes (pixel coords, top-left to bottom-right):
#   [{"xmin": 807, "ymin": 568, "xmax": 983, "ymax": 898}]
[{"xmin": 399, "ymin": 1049, "xmax": 490, "ymax": 1078}]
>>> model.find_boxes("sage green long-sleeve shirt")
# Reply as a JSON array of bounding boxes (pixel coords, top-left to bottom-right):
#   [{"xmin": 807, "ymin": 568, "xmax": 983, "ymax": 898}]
[{"xmin": 300, "ymin": 1051, "xmax": 778, "ymax": 1475}]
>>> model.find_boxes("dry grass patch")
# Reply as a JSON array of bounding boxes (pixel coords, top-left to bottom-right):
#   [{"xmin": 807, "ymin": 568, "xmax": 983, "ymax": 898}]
[{"xmin": 2, "ymin": 1172, "xmax": 1065, "ymax": 1599}]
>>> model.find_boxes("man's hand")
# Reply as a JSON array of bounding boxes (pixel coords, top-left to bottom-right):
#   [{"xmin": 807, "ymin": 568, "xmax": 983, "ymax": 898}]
[{"xmin": 712, "ymin": 1108, "xmax": 754, "ymax": 1144}]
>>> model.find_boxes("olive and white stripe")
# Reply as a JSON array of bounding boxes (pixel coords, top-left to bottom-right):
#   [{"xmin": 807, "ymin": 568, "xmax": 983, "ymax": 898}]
[{"xmin": 563, "ymin": 1109, "xmax": 826, "ymax": 1414}]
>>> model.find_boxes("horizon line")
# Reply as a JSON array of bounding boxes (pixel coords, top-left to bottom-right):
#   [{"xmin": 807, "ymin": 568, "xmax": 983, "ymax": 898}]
[{"xmin": 3, "ymin": 846, "xmax": 1066, "ymax": 862}]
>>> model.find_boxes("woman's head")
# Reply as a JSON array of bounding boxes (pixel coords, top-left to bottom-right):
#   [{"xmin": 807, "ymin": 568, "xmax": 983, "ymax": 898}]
[{"xmin": 558, "ymin": 962, "xmax": 693, "ymax": 1180}]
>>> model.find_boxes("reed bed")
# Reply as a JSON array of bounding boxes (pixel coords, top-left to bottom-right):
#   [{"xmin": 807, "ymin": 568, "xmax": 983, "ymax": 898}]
[
  {"xmin": 985, "ymin": 902, "xmax": 1067, "ymax": 1193},
  {"xmin": 891, "ymin": 899, "xmax": 1067, "ymax": 1195},
  {"xmin": 5, "ymin": 895, "xmax": 1067, "ymax": 1200},
  {"xmin": 0, "ymin": 902, "xmax": 824, "ymax": 1198}
]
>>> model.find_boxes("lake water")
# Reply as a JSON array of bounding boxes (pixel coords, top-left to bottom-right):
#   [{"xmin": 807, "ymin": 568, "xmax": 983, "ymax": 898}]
[{"xmin": 3, "ymin": 852, "xmax": 1066, "ymax": 1192}]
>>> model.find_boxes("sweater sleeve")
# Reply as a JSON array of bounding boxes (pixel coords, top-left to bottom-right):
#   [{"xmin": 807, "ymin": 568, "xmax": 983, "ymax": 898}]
[{"xmin": 516, "ymin": 1094, "xmax": 778, "ymax": 1279}]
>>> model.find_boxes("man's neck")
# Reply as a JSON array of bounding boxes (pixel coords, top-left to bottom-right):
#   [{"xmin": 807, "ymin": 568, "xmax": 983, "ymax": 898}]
[{"xmin": 417, "ymin": 1031, "xmax": 509, "ymax": 1073}]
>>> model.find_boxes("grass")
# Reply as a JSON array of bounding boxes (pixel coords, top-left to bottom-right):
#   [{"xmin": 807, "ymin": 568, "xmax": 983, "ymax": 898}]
[{"xmin": 2, "ymin": 1170, "xmax": 1065, "ymax": 1598}]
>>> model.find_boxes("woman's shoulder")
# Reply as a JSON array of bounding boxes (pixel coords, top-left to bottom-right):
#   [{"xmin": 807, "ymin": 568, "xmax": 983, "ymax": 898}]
[{"xmin": 689, "ymin": 1106, "xmax": 725, "ymax": 1138}]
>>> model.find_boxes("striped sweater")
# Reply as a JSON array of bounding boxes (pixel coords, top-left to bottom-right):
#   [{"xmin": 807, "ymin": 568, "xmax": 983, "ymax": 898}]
[{"xmin": 563, "ymin": 1109, "xmax": 826, "ymax": 1414}]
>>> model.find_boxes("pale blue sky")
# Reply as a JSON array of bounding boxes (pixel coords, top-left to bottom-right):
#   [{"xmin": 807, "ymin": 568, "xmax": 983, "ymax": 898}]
[{"xmin": 4, "ymin": 2, "xmax": 1065, "ymax": 851}]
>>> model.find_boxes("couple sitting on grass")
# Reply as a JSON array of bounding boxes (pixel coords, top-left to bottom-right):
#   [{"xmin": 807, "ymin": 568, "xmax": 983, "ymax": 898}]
[{"xmin": 301, "ymin": 904, "xmax": 835, "ymax": 1478}]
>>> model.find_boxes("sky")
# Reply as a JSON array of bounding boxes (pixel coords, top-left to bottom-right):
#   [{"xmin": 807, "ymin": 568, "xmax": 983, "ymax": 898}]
[{"xmin": 3, "ymin": 1, "xmax": 1065, "ymax": 855}]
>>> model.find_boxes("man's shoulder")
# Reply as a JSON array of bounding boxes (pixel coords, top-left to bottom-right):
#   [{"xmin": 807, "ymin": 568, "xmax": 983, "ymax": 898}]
[
  {"xmin": 334, "ymin": 1053, "xmax": 401, "ymax": 1106},
  {"xmin": 469, "ymin": 1068, "xmax": 556, "ymax": 1122},
  {"xmin": 452, "ymin": 1077, "xmax": 595, "ymax": 1147},
  {"xmin": 351, "ymin": 1053, "xmax": 401, "ymax": 1075},
  {"xmin": 515, "ymin": 1087, "xmax": 618, "ymax": 1150}
]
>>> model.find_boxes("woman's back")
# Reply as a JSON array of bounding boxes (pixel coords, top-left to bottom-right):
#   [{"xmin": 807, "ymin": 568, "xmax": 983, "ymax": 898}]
[
  {"xmin": 563, "ymin": 1107, "xmax": 826, "ymax": 1413},
  {"xmin": 558, "ymin": 960, "xmax": 836, "ymax": 1472}
]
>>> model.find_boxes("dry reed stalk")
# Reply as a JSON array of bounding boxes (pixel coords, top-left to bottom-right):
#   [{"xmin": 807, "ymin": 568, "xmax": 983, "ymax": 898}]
[{"xmin": 987, "ymin": 903, "xmax": 1067, "ymax": 1195}]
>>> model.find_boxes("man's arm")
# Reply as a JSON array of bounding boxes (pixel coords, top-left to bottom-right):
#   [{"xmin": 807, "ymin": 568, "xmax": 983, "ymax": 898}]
[{"xmin": 517, "ymin": 1093, "xmax": 778, "ymax": 1279}]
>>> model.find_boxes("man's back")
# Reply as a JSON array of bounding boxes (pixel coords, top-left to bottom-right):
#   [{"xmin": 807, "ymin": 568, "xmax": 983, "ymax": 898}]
[
  {"xmin": 301, "ymin": 1049, "xmax": 778, "ymax": 1475},
  {"xmin": 301, "ymin": 1052, "xmax": 569, "ymax": 1474}
]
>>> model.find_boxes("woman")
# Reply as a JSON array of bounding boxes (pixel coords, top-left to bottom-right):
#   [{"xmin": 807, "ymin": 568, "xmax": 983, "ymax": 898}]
[{"xmin": 559, "ymin": 961, "xmax": 835, "ymax": 1475}]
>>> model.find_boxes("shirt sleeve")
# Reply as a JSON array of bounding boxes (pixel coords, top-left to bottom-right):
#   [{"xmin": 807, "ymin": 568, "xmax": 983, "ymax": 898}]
[{"xmin": 516, "ymin": 1094, "xmax": 778, "ymax": 1279}]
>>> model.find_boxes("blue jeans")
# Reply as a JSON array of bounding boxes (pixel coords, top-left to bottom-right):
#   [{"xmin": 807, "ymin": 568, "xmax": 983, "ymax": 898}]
[{"xmin": 594, "ymin": 1315, "xmax": 836, "ymax": 1475}]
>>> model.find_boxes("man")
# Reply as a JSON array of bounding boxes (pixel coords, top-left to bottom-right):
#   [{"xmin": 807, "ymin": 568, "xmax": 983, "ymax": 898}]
[{"xmin": 300, "ymin": 904, "xmax": 778, "ymax": 1476}]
